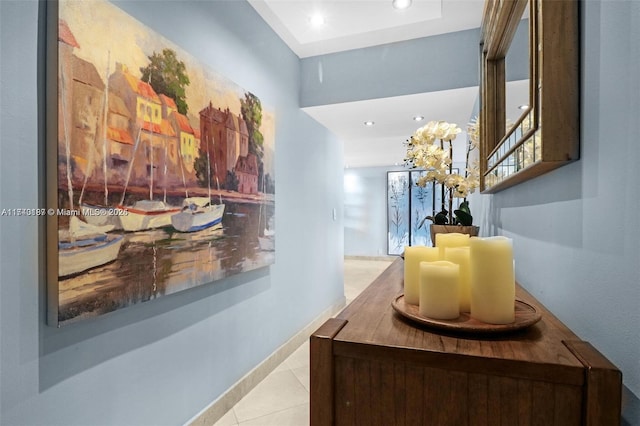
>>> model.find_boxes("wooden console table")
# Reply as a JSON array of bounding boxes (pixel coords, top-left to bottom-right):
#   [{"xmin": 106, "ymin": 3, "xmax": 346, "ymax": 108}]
[{"xmin": 310, "ymin": 259, "xmax": 621, "ymax": 425}]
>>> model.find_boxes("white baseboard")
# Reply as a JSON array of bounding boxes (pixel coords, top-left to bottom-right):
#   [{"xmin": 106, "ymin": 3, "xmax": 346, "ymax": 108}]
[
  {"xmin": 344, "ymin": 255, "xmax": 397, "ymax": 261},
  {"xmin": 185, "ymin": 297, "xmax": 346, "ymax": 426}
]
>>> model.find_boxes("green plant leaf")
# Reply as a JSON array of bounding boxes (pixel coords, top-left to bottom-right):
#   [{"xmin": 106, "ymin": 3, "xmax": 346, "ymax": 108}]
[
  {"xmin": 434, "ymin": 210, "xmax": 449, "ymax": 225},
  {"xmin": 458, "ymin": 200, "xmax": 471, "ymax": 214},
  {"xmin": 454, "ymin": 209, "xmax": 473, "ymax": 226},
  {"xmin": 418, "ymin": 216, "xmax": 433, "ymax": 229}
]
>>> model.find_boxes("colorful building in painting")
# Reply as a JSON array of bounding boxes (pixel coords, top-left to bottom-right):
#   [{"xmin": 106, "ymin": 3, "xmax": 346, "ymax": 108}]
[
  {"xmin": 169, "ymin": 111, "xmax": 198, "ymax": 175},
  {"xmin": 105, "ymin": 93, "xmax": 134, "ymax": 183},
  {"xmin": 199, "ymin": 103, "xmax": 227, "ymax": 187},
  {"xmin": 199, "ymin": 103, "xmax": 252, "ymax": 192},
  {"xmin": 159, "ymin": 94, "xmax": 177, "ymax": 117},
  {"xmin": 109, "ymin": 63, "xmax": 182, "ymax": 189},
  {"xmin": 58, "ymin": 19, "xmax": 261, "ymax": 197},
  {"xmin": 235, "ymin": 153, "xmax": 259, "ymax": 194},
  {"xmin": 189, "ymin": 116, "xmax": 202, "ymax": 175},
  {"xmin": 224, "ymin": 112, "xmax": 250, "ymax": 173},
  {"xmin": 57, "ymin": 20, "xmax": 106, "ymax": 188}
]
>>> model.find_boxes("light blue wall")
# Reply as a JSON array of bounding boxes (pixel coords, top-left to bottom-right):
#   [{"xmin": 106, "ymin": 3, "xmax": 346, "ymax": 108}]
[
  {"xmin": 2, "ymin": 0, "xmax": 638, "ymax": 423},
  {"xmin": 300, "ymin": 28, "xmax": 480, "ymax": 107},
  {"xmin": 505, "ymin": 18, "xmax": 529, "ymax": 81},
  {"xmin": 0, "ymin": 1, "xmax": 344, "ymax": 425},
  {"xmin": 475, "ymin": 1, "xmax": 640, "ymax": 422},
  {"xmin": 341, "ymin": 2, "xmax": 639, "ymax": 423},
  {"xmin": 344, "ymin": 166, "xmax": 403, "ymax": 257}
]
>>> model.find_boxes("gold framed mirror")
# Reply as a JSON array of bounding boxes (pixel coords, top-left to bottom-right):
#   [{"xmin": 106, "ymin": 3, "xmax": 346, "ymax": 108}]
[{"xmin": 479, "ymin": 0, "xmax": 579, "ymax": 193}]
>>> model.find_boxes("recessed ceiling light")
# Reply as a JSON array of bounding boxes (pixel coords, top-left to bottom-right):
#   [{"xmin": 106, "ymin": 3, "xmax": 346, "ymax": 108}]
[
  {"xmin": 413, "ymin": 115, "xmax": 424, "ymax": 121},
  {"xmin": 518, "ymin": 104, "xmax": 529, "ymax": 110},
  {"xmin": 364, "ymin": 121, "xmax": 375, "ymax": 126},
  {"xmin": 309, "ymin": 13, "xmax": 325, "ymax": 27},
  {"xmin": 392, "ymin": 0, "xmax": 412, "ymax": 10}
]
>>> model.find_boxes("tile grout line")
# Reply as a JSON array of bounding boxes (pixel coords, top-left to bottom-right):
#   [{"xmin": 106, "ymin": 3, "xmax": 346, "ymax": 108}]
[
  {"xmin": 228, "ymin": 366, "xmax": 309, "ymax": 424},
  {"xmin": 235, "ymin": 402, "xmax": 310, "ymax": 426}
]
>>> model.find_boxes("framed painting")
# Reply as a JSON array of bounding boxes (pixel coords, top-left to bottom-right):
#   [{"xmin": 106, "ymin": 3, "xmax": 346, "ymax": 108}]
[
  {"xmin": 46, "ymin": 0, "xmax": 276, "ymax": 326},
  {"xmin": 409, "ymin": 170, "xmax": 437, "ymax": 247},
  {"xmin": 386, "ymin": 171, "xmax": 409, "ymax": 255}
]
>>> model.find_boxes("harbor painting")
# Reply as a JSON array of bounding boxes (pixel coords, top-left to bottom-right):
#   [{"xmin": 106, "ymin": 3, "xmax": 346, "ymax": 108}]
[{"xmin": 48, "ymin": 0, "xmax": 276, "ymax": 326}]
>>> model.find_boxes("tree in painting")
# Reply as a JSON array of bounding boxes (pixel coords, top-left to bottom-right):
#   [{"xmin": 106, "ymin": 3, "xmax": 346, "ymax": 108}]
[
  {"xmin": 194, "ymin": 153, "xmax": 210, "ymax": 188},
  {"xmin": 140, "ymin": 48, "xmax": 190, "ymax": 115},
  {"xmin": 241, "ymin": 93, "xmax": 264, "ymax": 186}
]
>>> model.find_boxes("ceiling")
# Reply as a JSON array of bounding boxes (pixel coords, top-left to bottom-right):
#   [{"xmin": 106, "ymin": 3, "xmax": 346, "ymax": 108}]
[{"xmin": 248, "ymin": 0, "xmax": 487, "ymax": 168}]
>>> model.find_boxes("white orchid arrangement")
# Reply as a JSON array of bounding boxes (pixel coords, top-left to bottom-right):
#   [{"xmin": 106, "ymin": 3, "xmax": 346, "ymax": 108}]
[{"xmin": 404, "ymin": 119, "xmax": 480, "ymax": 226}]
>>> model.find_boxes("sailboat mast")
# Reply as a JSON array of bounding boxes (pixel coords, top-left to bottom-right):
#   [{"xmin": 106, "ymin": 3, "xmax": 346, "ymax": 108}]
[
  {"xmin": 120, "ymin": 123, "xmax": 142, "ymax": 205},
  {"xmin": 78, "ymin": 100, "xmax": 99, "ymax": 206},
  {"xmin": 60, "ymin": 62, "xmax": 74, "ymax": 211},
  {"xmin": 149, "ymin": 138, "xmax": 154, "ymax": 200},
  {"xmin": 163, "ymin": 140, "xmax": 168, "ymax": 204},
  {"xmin": 177, "ymin": 137, "xmax": 189, "ymax": 199},
  {"xmin": 206, "ymin": 142, "xmax": 211, "ymax": 202},
  {"xmin": 209, "ymin": 138, "xmax": 222, "ymax": 204},
  {"xmin": 102, "ymin": 51, "xmax": 110, "ymax": 206},
  {"xmin": 79, "ymin": 51, "xmax": 111, "ymax": 208},
  {"xmin": 147, "ymin": 74, "xmax": 154, "ymax": 201},
  {"xmin": 216, "ymin": 176, "xmax": 222, "ymax": 205}
]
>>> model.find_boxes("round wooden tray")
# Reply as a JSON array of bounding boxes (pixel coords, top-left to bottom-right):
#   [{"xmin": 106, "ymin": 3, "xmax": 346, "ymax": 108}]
[{"xmin": 391, "ymin": 294, "xmax": 542, "ymax": 334}]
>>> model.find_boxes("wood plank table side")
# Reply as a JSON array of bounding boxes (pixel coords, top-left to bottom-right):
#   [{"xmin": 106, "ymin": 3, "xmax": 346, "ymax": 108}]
[{"xmin": 311, "ymin": 258, "xmax": 622, "ymax": 426}]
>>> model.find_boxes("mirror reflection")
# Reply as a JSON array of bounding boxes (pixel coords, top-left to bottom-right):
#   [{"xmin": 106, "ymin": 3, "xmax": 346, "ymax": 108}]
[{"xmin": 504, "ymin": 2, "xmax": 530, "ymax": 136}]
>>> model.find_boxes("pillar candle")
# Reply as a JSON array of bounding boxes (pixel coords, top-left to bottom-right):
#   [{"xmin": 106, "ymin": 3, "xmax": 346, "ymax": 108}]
[
  {"xmin": 403, "ymin": 246, "xmax": 440, "ymax": 305},
  {"xmin": 419, "ymin": 260, "xmax": 460, "ymax": 320},
  {"xmin": 470, "ymin": 236, "xmax": 515, "ymax": 324},
  {"xmin": 435, "ymin": 232, "xmax": 470, "ymax": 259},
  {"xmin": 444, "ymin": 246, "xmax": 471, "ymax": 313}
]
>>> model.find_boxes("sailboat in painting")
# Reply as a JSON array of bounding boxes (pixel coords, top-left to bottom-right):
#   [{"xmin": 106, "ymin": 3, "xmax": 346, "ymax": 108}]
[
  {"xmin": 58, "ymin": 217, "xmax": 123, "ymax": 277},
  {"xmin": 58, "ymin": 56, "xmax": 123, "ymax": 277},
  {"xmin": 116, "ymin": 118, "xmax": 180, "ymax": 232},
  {"xmin": 171, "ymin": 197, "xmax": 224, "ymax": 232},
  {"xmin": 171, "ymin": 149, "xmax": 225, "ymax": 232},
  {"xmin": 118, "ymin": 199, "xmax": 180, "ymax": 231},
  {"xmin": 78, "ymin": 51, "xmax": 123, "ymax": 229},
  {"xmin": 258, "ymin": 225, "xmax": 275, "ymax": 251},
  {"xmin": 257, "ymin": 175, "xmax": 274, "ymax": 251}
]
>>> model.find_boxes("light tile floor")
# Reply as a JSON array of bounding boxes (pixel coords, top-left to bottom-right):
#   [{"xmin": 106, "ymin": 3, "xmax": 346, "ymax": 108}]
[{"xmin": 213, "ymin": 258, "xmax": 395, "ymax": 426}]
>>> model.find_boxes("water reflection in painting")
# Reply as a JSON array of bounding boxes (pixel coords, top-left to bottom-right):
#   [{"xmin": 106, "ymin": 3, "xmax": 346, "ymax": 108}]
[{"xmin": 58, "ymin": 200, "xmax": 274, "ymax": 325}]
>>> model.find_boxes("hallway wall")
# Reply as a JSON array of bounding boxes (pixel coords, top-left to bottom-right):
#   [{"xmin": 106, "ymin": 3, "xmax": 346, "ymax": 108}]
[
  {"xmin": 339, "ymin": 2, "xmax": 639, "ymax": 422},
  {"xmin": 0, "ymin": 1, "xmax": 344, "ymax": 424},
  {"xmin": 474, "ymin": 1, "xmax": 640, "ymax": 421}
]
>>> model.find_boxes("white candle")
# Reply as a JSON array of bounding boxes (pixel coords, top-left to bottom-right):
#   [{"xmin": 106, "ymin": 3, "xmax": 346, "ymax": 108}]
[
  {"xmin": 435, "ymin": 232, "xmax": 470, "ymax": 259},
  {"xmin": 470, "ymin": 236, "xmax": 515, "ymax": 324},
  {"xmin": 419, "ymin": 260, "xmax": 460, "ymax": 320},
  {"xmin": 403, "ymin": 246, "xmax": 440, "ymax": 305},
  {"xmin": 444, "ymin": 246, "xmax": 471, "ymax": 313}
]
